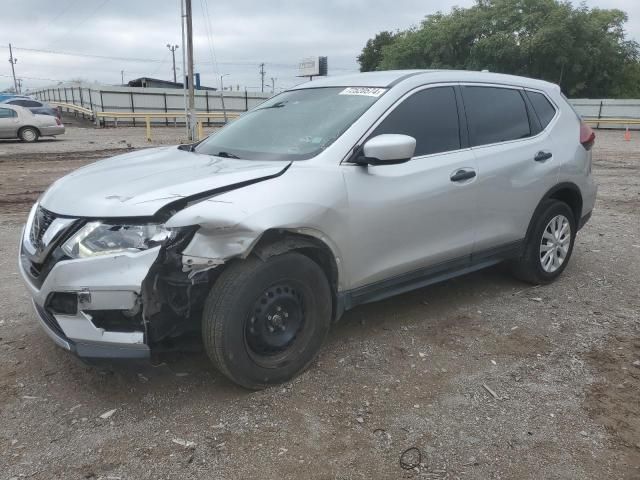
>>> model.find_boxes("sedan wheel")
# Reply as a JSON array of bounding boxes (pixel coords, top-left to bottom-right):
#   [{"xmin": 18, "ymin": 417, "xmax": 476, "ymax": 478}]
[{"xmin": 19, "ymin": 127, "xmax": 39, "ymax": 142}]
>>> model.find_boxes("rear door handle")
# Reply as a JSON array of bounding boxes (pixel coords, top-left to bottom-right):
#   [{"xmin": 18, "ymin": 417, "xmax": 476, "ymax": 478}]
[
  {"xmin": 450, "ymin": 169, "xmax": 476, "ymax": 182},
  {"xmin": 534, "ymin": 151, "xmax": 553, "ymax": 162}
]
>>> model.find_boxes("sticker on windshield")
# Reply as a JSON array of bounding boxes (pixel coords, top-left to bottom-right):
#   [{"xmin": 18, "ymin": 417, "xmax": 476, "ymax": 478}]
[{"xmin": 339, "ymin": 87, "xmax": 386, "ymax": 97}]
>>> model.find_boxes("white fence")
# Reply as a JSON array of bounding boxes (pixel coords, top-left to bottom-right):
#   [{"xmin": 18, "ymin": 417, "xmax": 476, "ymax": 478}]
[
  {"xmin": 30, "ymin": 82, "xmax": 272, "ymax": 126},
  {"xmin": 29, "ymin": 84, "xmax": 640, "ymax": 130},
  {"xmin": 570, "ymin": 99, "xmax": 640, "ymax": 129}
]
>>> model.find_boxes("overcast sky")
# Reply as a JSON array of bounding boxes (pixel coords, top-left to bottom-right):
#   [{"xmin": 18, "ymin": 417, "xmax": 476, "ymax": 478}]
[{"xmin": 1, "ymin": 0, "xmax": 638, "ymax": 93}]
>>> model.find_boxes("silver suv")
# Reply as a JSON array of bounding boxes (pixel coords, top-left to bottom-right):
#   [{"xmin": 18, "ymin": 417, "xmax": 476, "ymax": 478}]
[{"xmin": 19, "ymin": 70, "xmax": 597, "ymax": 389}]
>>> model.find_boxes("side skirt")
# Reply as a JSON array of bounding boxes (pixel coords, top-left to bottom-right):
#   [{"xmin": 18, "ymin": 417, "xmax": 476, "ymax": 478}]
[{"xmin": 337, "ymin": 240, "xmax": 524, "ymax": 316}]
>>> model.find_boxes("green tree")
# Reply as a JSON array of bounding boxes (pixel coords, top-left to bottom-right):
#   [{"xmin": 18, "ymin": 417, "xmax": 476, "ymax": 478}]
[
  {"xmin": 358, "ymin": 0, "xmax": 640, "ymax": 98},
  {"xmin": 357, "ymin": 31, "xmax": 397, "ymax": 72}
]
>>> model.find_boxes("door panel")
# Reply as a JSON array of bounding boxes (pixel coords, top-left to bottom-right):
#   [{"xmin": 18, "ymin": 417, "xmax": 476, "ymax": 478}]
[
  {"xmin": 471, "ymin": 134, "xmax": 559, "ymax": 250},
  {"xmin": 0, "ymin": 108, "xmax": 19, "ymax": 138},
  {"xmin": 342, "ymin": 85, "xmax": 478, "ymax": 289},
  {"xmin": 460, "ymin": 85, "xmax": 560, "ymax": 251},
  {"xmin": 342, "ymin": 149, "xmax": 478, "ymax": 289}
]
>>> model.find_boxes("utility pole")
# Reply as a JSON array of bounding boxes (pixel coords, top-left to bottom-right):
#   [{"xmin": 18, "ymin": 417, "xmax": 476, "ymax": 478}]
[
  {"xmin": 185, "ymin": 0, "xmax": 196, "ymax": 140},
  {"xmin": 220, "ymin": 73, "xmax": 230, "ymax": 124},
  {"xmin": 8, "ymin": 43, "xmax": 18, "ymax": 93},
  {"xmin": 121, "ymin": 70, "xmax": 124, "ymax": 85},
  {"xmin": 259, "ymin": 63, "xmax": 265, "ymax": 93},
  {"xmin": 180, "ymin": 0, "xmax": 188, "ymax": 138},
  {"xmin": 270, "ymin": 77, "xmax": 276, "ymax": 93},
  {"xmin": 166, "ymin": 44, "xmax": 179, "ymax": 83}
]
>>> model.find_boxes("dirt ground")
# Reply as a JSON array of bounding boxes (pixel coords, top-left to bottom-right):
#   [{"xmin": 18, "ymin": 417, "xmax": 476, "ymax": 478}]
[{"xmin": 0, "ymin": 127, "xmax": 638, "ymax": 479}]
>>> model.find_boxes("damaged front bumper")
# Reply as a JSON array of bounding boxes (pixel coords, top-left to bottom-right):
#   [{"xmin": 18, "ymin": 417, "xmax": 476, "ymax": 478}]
[{"xmin": 19, "ymin": 234, "xmax": 160, "ymax": 359}]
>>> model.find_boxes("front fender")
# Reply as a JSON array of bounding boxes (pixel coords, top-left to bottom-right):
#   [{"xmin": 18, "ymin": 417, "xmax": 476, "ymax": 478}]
[{"xmin": 165, "ymin": 163, "xmax": 351, "ymax": 288}]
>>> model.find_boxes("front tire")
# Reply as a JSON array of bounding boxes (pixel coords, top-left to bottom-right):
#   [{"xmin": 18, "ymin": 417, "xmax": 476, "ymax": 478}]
[
  {"xmin": 19, "ymin": 127, "xmax": 39, "ymax": 142},
  {"xmin": 202, "ymin": 252, "xmax": 332, "ymax": 389},
  {"xmin": 511, "ymin": 200, "xmax": 576, "ymax": 284}
]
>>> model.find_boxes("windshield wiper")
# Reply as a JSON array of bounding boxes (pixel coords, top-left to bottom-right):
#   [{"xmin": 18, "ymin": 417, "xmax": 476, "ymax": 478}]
[
  {"xmin": 213, "ymin": 151, "xmax": 241, "ymax": 159},
  {"xmin": 178, "ymin": 143, "xmax": 196, "ymax": 152},
  {"xmin": 257, "ymin": 101, "xmax": 286, "ymax": 110}
]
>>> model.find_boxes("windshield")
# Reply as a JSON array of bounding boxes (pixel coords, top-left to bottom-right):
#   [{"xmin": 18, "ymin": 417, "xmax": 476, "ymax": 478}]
[{"xmin": 195, "ymin": 87, "xmax": 386, "ymax": 161}]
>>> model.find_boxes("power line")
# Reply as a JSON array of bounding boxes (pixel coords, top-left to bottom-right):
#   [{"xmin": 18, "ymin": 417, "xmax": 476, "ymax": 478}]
[
  {"xmin": 0, "ymin": 45, "xmax": 306, "ymax": 69},
  {"xmin": 46, "ymin": 0, "xmax": 112, "ymax": 49},
  {"xmin": 1, "ymin": 45, "xmax": 166, "ymax": 64},
  {"xmin": 200, "ymin": 0, "xmax": 220, "ymax": 78},
  {"xmin": 38, "ymin": 0, "xmax": 83, "ymax": 34},
  {"xmin": 0, "ymin": 73, "xmax": 62, "ymax": 81}
]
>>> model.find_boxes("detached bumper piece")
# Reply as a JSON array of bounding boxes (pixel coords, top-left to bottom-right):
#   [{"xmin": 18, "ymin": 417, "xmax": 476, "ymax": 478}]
[{"xmin": 31, "ymin": 300, "xmax": 150, "ymax": 359}]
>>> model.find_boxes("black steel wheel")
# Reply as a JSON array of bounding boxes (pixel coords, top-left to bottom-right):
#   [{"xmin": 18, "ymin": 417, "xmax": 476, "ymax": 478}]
[
  {"xmin": 202, "ymin": 252, "xmax": 332, "ymax": 389},
  {"xmin": 245, "ymin": 282, "xmax": 306, "ymax": 366}
]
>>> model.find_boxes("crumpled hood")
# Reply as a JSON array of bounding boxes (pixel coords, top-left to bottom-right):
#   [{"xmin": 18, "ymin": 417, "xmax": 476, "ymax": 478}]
[{"xmin": 39, "ymin": 147, "xmax": 290, "ymax": 218}]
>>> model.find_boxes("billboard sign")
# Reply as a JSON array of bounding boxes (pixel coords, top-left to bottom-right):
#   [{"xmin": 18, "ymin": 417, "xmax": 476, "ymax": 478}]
[{"xmin": 298, "ymin": 56, "xmax": 328, "ymax": 77}]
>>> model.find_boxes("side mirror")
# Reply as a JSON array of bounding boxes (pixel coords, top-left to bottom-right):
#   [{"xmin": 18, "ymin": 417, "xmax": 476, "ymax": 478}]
[{"xmin": 354, "ymin": 134, "xmax": 416, "ymax": 166}]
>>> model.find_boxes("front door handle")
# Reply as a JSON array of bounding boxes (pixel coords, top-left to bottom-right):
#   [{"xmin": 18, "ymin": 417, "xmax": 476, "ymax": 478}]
[
  {"xmin": 534, "ymin": 151, "xmax": 553, "ymax": 162},
  {"xmin": 450, "ymin": 169, "xmax": 476, "ymax": 182}
]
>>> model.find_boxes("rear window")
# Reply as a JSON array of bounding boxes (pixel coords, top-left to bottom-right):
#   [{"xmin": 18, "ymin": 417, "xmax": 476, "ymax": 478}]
[
  {"xmin": 462, "ymin": 86, "xmax": 531, "ymax": 147},
  {"xmin": 9, "ymin": 99, "xmax": 42, "ymax": 108},
  {"xmin": 526, "ymin": 91, "xmax": 557, "ymax": 128}
]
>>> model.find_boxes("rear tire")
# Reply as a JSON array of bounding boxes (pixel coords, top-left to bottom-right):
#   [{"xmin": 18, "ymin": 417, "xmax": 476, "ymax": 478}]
[
  {"xmin": 511, "ymin": 200, "xmax": 576, "ymax": 284},
  {"xmin": 19, "ymin": 127, "xmax": 39, "ymax": 142},
  {"xmin": 202, "ymin": 252, "xmax": 332, "ymax": 389}
]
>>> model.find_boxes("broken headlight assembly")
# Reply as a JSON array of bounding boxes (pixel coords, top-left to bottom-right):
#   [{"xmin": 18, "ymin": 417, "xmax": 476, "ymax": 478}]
[{"xmin": 61, "ymin": 221, "xmax": 180, "ymax": 259}]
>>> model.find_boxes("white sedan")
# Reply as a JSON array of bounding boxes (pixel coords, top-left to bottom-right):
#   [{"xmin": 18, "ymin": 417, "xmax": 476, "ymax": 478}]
[{"xmin": 0, "ymin": 103, "xmax": 65, "ymax": 142}]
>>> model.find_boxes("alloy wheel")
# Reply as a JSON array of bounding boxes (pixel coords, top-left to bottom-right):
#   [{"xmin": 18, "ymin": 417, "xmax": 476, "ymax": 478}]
[{"xmin": 539, "ymin": 214, "xmax": 571, "ymax": 273}]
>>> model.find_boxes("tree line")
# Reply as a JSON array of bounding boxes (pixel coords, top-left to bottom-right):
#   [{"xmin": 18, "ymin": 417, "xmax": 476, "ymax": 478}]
[{"xmin": 358, "ymin": 0, "xmax": 640, "ymax": 98}]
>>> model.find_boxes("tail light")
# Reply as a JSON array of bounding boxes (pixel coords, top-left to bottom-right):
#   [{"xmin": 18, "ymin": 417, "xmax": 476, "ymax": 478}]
[{"xmin": 580, "ymin": 121, "xmax": 595, "ymax": 150}]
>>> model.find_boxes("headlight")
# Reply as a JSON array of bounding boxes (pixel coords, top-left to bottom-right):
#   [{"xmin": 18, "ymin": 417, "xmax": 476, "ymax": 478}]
[{"xmin": 62, "ymin": 221, "xmax": 178, "ymax": 259}]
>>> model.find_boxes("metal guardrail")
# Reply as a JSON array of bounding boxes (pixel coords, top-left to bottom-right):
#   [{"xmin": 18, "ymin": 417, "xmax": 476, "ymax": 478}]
[
  {"xmin": 94, "ymin": 110, "xmax": 241, "ymax": 141},
  {"xmin": 583, "ymin": 117, "xmax": 640, "ymax": 126},
  {"xmin": 48, "ymin": 101, "xmax": 94, "ymax": 117}
]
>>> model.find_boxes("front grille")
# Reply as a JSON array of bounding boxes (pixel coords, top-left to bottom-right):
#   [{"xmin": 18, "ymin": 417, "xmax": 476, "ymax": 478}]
[
  {"xmin": 29, "ymin": 206, "xmax": 57, "ymax": 250},
  {"xmin": 22, "ymin": 208, "xmax": 80, "ymax": 288}
]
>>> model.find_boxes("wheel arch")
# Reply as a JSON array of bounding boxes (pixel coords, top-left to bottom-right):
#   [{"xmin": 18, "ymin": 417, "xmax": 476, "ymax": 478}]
[
  {"xmin": 525, "ymin": 182, "xmax": 583, "ymax": 242},
  {"xmin": 249, "ymin": 228, "xmax": 343, "ymax": 322},
  {"xmin": 18, "ymin": 125, "xmax": 41, "ymax": 138}
]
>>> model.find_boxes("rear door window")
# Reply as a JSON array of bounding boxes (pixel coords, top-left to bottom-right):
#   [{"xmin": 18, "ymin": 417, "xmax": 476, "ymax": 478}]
[
  {"xmin": 0, "ymin": 107, "xmax": 17, "ymax": 118},
  {"xmin": 371, "ymin": 86, "xmax": 460, "ymax": 156},
  {"xmin": 462, "ymin": 86, "xmax": 531, "ymax": 147},
  {"xmin": 525, "ymin": 91, "xmax": 557, "ymax": 129}
]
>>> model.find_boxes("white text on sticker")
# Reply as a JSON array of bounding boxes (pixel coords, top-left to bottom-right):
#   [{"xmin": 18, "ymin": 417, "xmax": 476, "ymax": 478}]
[{"xmin": 339, "ymin": 87, "xmax": 386, "ymax": 97}]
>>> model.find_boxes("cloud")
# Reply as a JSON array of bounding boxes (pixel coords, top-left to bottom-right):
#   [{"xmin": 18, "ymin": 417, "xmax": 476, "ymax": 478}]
[{"xmin": 1, "ymin": 0, "xmax": 637, "ymax": 92}]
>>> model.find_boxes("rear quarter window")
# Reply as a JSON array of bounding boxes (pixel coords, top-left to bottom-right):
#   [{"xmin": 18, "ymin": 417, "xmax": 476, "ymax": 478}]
[
  {"xmin": 526, "ymin": 91, "xmax": 557, "ymax": 129},
  {"xmin": 462, "ymin": 86, "xmax": 531, "ymax": 147}
]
